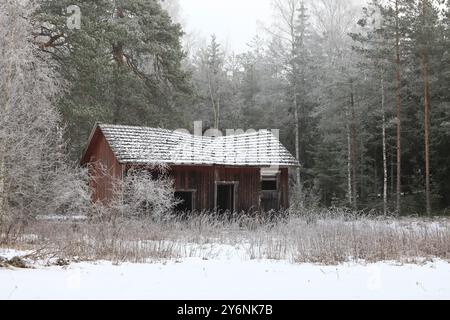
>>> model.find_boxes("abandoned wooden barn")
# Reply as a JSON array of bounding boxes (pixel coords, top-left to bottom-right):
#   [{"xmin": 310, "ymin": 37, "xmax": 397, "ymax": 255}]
[{"xmin": 80, "ymin": 123, "xmax": 299, "ymax": 213}]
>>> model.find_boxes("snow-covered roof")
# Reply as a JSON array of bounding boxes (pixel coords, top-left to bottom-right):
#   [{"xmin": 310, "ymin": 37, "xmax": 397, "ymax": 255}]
[{"xmin": 95, "ymin": 124, "xmax": 299, "ymax": 167}]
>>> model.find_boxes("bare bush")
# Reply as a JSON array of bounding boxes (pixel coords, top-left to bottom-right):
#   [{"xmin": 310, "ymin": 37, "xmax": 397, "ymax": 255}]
[
  {"xmin": 87, "ymin": 164, "xmax": 180, "ymax": 223},
  {"xmin": 121, "ymin": 168, "xmax": 180, "ymax": 220},
  {"xmin": 6, "ymin": 209, "xmax": 450, "ymax": 265}
]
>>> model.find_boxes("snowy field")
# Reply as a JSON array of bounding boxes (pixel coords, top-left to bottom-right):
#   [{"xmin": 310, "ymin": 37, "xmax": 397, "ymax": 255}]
[
  {"xmin": 1, "ymin": 248, "xmax": 450, "ymax": 300},
  {"xmin": 2, "ymin": 216, "xmax": 449, "ymax": 299}
]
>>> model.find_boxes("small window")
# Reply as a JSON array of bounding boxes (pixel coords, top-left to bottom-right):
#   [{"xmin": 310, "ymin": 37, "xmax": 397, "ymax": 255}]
[{"xmin": 261, "ymin": 180, "xmax": 277, "ymax": 191}]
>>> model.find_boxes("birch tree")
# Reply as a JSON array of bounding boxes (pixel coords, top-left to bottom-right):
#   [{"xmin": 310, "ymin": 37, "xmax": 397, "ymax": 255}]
[{"xmin": 351, "ymin": 1, "xmax": 395, "ymax": 213}]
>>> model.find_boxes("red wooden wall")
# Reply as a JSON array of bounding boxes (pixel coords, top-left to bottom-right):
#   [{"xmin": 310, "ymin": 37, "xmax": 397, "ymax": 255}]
[
  {"xmin": 170, "ymin": 166, "xmax": 264, "ymax": 212},
  {"xmin": 82, "ymin": 128, "xmax": 123, "ymax": 203},
  {"xmin": 82, "ymin": 129, "xmax": 290, "ymax": 211}
]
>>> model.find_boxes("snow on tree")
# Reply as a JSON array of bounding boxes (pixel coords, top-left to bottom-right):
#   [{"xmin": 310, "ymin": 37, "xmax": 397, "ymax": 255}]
[{"xmin": 0, "ymin": 0, "xmax": 90, "ymax": 241}]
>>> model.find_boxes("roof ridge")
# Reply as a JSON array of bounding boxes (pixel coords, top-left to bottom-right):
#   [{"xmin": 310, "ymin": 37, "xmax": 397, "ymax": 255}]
[{"xmin": 100, "ymin": 124, "xmax": 277, "ymax": 140}]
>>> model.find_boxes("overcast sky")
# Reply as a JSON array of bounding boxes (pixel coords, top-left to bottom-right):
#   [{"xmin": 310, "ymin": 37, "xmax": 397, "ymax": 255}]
[
  {"xmin": 178, "ymin": 0, "xmax": 368, "ymax": 54},
  {"xmin": 180, "ymin": 0, "xmax": 273, "ymax": 53}
]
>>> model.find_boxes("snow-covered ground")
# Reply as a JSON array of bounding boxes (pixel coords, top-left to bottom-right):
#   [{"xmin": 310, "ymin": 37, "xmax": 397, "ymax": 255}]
[{"xmin": 1, "ymin": 248, "xmax": 450, "ymax": 300}]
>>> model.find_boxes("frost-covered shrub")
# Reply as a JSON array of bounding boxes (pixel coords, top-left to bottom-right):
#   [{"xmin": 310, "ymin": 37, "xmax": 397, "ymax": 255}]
[
  {"xmin": 120, "ymin": 168, "xmax": 180, "ymax": 220},
  {"xmin": 0, "ymin": 1, "xmax": 91, "ymax": 243}
]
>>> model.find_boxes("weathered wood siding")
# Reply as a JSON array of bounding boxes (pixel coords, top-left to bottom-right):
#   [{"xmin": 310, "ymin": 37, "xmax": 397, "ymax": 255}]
[
  {"xmin": 169, "ymin": 166, "xmax": 262, "ymax": 212},
  {"xmin": 85, "ymin": 128, "xmax": 123, "ymax": 203},
  {"xmin": 171, "ymin": 166, "xmax": 214, "ymax": 211},
  {"xmin": 279, "ymin": 168, "xmax": 289, "ymax": 209},
  {"xmin": 215, "ymin": 167, "xmax": 261, "ymax": 212},
  {"xmin": 259, "ymin": 168, "xmax": 289, "ymax": 211},
  {"xmin": 169, "ymin": 166, "xmax": 289, "ymax": 212}
]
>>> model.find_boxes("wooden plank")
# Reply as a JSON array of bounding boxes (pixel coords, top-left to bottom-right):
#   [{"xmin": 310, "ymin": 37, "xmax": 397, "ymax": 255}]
[{"xmin": 87, "ymin": 129, "xmax": 123, "ymax": 203}]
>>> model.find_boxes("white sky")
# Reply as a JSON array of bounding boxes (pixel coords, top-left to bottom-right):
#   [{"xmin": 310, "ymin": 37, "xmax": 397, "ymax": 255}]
[
  {"xmin": 180, "ymin": 0, "xmax": 273, "ymax": 53},
  {"xmin": 178, "ymin": 0, "xmax": 369, "ymax": 54}
]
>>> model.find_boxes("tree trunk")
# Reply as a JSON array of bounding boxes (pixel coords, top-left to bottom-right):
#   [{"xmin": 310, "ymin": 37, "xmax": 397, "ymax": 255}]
[
  {"xmin": 421, "ymin": 0, "xmax": 431, "ymax": 216},
  {"xmin": 207, "ymin": 71, "xmax": 219, "ymax": 130},
  {"xmin": 350, "ymin": 81, "xmax": 357, "ymax": 211},
  {"xmin": 395, "ymin": 0, "xmax": 402, "ymax": 215},
  {"xmin": 347, "ymin": 111, "xmax": 353, "ymax": 208},
  {"xmin": 0, "ymin": 154, "xmax": 5, "ymax": 217},
  {"xmin": 374, "ymin": 161, "xmax": 378, "ymax": 195},
  {"xmin": 360, "ymin": 133, "xmax": 364, "ymax": 202},
  {"xmin": 381, "ymin": 76, "xmax": 388, "ymax": 215},
  {"xmin": 216, "ymin": 98, "xmax": 220, "ymax": 130},
  {"xmin": 294, "ymin": 93, "xmax": 302, "ymax": 200},
  {"xmin": 390, "ymin": 145, "xmax": 395, "ymax": 198},
  {"xmin": 289, "ymin": 7, "xmax": 302, "ymax": 204}
]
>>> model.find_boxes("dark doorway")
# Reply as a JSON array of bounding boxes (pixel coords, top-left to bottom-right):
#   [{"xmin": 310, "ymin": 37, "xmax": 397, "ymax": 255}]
[
  {"xmin": 260, "ymin": 177, "xmax": 279, "ymax": 211},
  {"xmin": 174, "ymin": 191, "xmax": 195, "ymax": 212},
  {"xmin": 260, "ymin": 192, "xmax": 279, "ymax": 212},
  {"xmin": 215, "ymin": 184, "xmax": 236, "ymax": 213}
]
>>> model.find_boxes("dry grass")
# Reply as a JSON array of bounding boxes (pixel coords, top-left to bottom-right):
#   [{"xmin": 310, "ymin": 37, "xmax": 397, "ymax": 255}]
[{"xmin": 2, "ymin": 209, "xmax": 450, "ymax": 265}]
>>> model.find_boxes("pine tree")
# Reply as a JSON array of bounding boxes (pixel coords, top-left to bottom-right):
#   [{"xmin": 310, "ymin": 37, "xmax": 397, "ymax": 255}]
[{"xmin": 35, "ymin": 0, "xmax": 192, "ymax": 158}]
